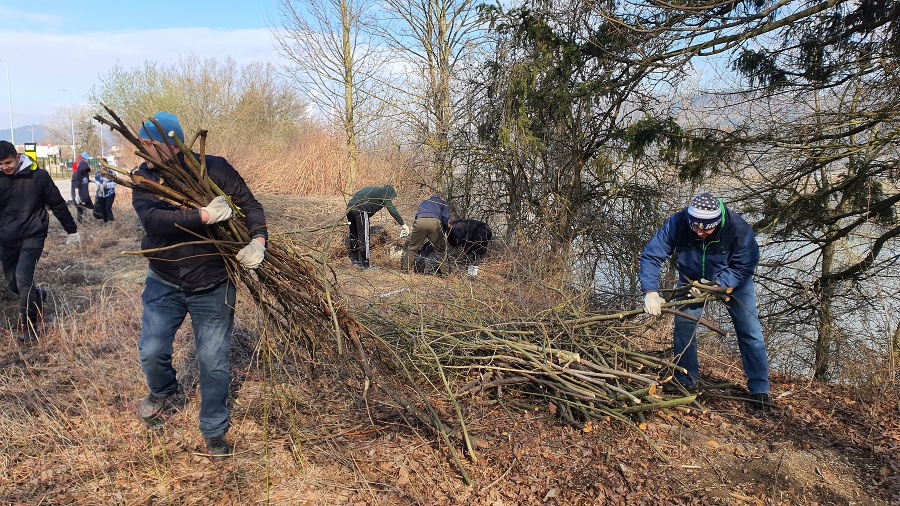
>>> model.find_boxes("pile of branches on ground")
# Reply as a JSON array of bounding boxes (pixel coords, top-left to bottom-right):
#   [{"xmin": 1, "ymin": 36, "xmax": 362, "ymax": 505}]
[
  {"xmin": 359, "ymin": 297, "xmax": 723, "ymax": 428},
  {"xmin": 94, "ymin": 106, "xmax": 718, "ymax": 481}
]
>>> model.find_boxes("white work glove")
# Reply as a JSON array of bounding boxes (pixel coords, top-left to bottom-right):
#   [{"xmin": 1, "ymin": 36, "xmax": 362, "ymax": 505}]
[
  {"xmin": 689, "ymin": 278, "xmax": 717, "ymax": 298},
  {"xmin": 644, "ymin": 292, "xmax": 664, "ymax": 316},
  {"xmin": 201, "ymin": 196, "xmax": 233, "ymax": 224},
  {"xmin": 66, "ymin": 233, "xmax": 81, "ymax": 246},
  {"xmin": 399, "ymin": 224, "xmax": 410, "ymax": 238},
  {"xmin": 74, "ymin": 194, "xmax": 83, "ymax": 205},
  {"xmin": 236, "ymin": 240, "xmax": 266, "ymax": 269}
]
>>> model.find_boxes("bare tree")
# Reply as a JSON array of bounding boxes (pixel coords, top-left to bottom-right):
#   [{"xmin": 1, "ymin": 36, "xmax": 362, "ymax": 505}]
[
  {"xmin": 273, "ymin": 0, "xmax": 389, "ymax": 188},
  {"xmin": 42, "ymin": 104, "xmax": 97, "ymax": 161},
  {"xmin": 374, "ymin": 0, "xmax": 483, "ymax": 189}
]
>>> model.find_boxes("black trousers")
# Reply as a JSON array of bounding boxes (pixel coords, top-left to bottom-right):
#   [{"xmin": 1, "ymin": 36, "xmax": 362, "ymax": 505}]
[
  {"xmin": 95, "ymin": 194, "xmax": 116, "ymax": 222},
  {"xmin": 347, "ymin": 210, "xmax": 370, "ymax": 267},
  {"xmin": 0, "ymin": 236, "xmax": 46, "ymax": 328}
]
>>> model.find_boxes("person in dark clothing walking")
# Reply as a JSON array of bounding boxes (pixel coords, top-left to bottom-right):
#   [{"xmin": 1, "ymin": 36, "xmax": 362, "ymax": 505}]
[
  {"xmin": 70, "ymin": 152, "xmax": 93, "ymax": 223},
  {"xmin": 346, "ymin": 184, "xmax": 408, "ymax": 269},
  {"xmin": 639, "ymin": 192, "xmax": 771, "ymax": 410},
  {"xmin": 401, "ymin": 194, "xmax": 451, "ymax": 275},
  {"xmin": 131, "ymin": 112, "xmax": 269, "ymax": 461},
  {"xmin": 448, "ymin": 219, "xmax": 492, "ymax": 276},
  {"xmin": 0, "ymin": 141, "xmax": 80, "ymax": 341}
]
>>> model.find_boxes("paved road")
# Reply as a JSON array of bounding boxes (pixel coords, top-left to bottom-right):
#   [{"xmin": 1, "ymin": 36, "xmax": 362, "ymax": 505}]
[
  {"xmin": 54, "ymin": 177, "xmax": 100, "ymax": 203},
  {"xmin": 54, "ymin": 179, "xmax": 73, "ymax": 200}
]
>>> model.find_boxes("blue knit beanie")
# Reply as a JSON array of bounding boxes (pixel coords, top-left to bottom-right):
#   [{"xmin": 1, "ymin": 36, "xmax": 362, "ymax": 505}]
[{"xmin": 138, "ymin": 112, "xmax": 185, "ymax": 143}]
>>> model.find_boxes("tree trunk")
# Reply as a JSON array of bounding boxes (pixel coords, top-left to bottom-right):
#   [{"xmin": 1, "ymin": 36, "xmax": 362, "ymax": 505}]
[
  {"xmin": 893, "ymin": 320, "xmax": 900, "ymax": 365},
  {"xmin": 341, "ymin": 0, "xmax": 358, "ymax": 188},
  {"xmin": 813, "ymin": 233, "xmax": 836, "ymax": 381}
]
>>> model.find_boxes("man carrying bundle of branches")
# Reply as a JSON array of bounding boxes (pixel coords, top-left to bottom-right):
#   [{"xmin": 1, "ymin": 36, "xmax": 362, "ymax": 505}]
[
  {"xmin": 131, "ymin": 112, "xmax": 268, "ymax": 461},
  {"xmin": 640, "ymin": 192, "xmax": 772, "ymax": 411}
]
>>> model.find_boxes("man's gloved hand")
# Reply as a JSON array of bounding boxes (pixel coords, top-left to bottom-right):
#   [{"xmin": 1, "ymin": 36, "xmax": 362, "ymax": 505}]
[
  {"xmin": 74, "ymin": 194, "xmax": 82, "ymax": 205},
  {"xmin": 644, "ymin": 292, "xmax": 664, "ymax": 316},
  {"xmin": 399, "ymin": 224, "xmax": 410, "ymax": 238},
  {"xmin": 689, "ymin": 278, "xmax": 718, "ymax": 298},
  {"xmin": 201, "ymin": 196, "xmax": 233, "ymax": 224},
  {"xmin": 66, "ymin": 233, "xmax": 81, "ymax": 246},
  {"xmin": 236, "ymin": 239, "xmax": 266, "ymax": 269}
]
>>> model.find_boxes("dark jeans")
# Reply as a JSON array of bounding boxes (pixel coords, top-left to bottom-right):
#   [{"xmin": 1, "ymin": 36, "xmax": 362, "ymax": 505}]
[
  {"xmin": 672, "ymin": 281, "xmax": 770, "ymax": 394},
  {"xmin": 95, "ymin": 194, "xmax": 116, "ymax": 222},
  {"xmin": 347, "ymin": 210, "xmax": 370, "ymax": 267},
  {"xmin": 72, "ymin": 189, "xmax": 93, "ymax": 224},
  {"xmin": 0, "ymin": 236, "xmax": 46, "ymax": 328},
  {"xmin": 138, "ymin": 275, "xmax": 236, "ymax": 438}
]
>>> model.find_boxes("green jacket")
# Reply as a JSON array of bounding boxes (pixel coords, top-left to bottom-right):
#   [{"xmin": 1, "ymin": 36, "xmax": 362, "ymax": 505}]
[{"xmin": 346, "ymin": 185, "xmax": 404, "ymax": 225}]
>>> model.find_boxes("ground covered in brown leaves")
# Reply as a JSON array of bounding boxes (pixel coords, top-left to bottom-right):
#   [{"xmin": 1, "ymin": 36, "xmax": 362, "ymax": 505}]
[{"xmin": 0, "ymin": 195, "xmax": 897, "ymax": 505}]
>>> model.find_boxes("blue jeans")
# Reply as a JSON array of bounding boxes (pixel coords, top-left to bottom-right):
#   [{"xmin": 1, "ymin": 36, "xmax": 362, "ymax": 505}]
[
  {"xmin": 138, "ymin": 275, "xmax": 236, "ymax": 438},
  {"xmin": 0, "ymin": 236, "xmax": 46, "ymax": 327},
  {"xmin": 672, "ymin": 281, "xmax": 770, "ymax": 394}
]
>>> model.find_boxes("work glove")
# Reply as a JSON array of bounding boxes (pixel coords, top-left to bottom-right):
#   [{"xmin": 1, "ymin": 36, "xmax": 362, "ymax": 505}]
[
  {"xmin": 74, "ymin": 194, "xmax": 82, "ymax": 205},
  {"xmin": 236, "ymin": 240, "xmax": 266, "ymax": 269},
  {"xmin": 66, "ymin": 233, "xmax": 81, "ymax": 246},
  {"xmin": 644, "ymin": 292, "xmax": 664, "ymax": 316},
  {"xmin": 689, "ymin": 278, "xmax": 718, "ymax": 298},
  {"xmin": 201, "ymin": 196, "xmax": 233, "ymax": 224},
  {"xmin": 399, "ymin": 224, "xmax": 410, "ymax": 238}
]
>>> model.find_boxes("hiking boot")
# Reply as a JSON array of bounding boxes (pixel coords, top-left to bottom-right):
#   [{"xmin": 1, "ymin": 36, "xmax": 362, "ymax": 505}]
[
  {"xmin": 204, "ymin": 436, "xmax": 232, "ymax": 461},
  {"xmin": 748, "ymin": 392, "xmax": 772, "ymax": 412},
  {"xmin": 137, "ymin": 392, "xmax": 171, "ymax": 425}
]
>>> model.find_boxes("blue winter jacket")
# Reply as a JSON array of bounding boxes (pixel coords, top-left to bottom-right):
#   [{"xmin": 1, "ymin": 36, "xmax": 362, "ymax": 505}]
[
  {"xmin": 415, "ymin": 195, "xmax": 451, "ymax": 229},
  {"xmin": 639, "ymin": 206, "xmax": 759, "ymax": 292}
]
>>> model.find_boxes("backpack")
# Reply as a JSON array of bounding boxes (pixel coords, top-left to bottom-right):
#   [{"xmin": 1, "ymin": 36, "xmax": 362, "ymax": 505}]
[{"xmin": 414, "ymin": 243, "xmax": 441, "ymax": 275}]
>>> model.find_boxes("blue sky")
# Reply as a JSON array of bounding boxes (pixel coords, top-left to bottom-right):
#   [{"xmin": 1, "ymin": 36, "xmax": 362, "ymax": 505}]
[{"xmin": 0, "ymin": 1, "xmax": 282, "ymax": 131}]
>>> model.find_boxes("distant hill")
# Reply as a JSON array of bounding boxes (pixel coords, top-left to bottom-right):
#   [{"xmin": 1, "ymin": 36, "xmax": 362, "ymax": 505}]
[{"xmin": 0, "ymin": 124, "xmax": 45, "ymax": 144}]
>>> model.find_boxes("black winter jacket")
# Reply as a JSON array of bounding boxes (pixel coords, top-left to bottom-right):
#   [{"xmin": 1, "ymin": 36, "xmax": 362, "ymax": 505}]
[
  {"xmin": 71, "ymin": 159, "xmax": 93, "ymax": 208},
  {"xmin": 0, "ymin": 156, "xmax": 78, "ymax": 248},
  {"xmin": 132, "ymin": 153, "xmax": 268, "ymax": 292}
]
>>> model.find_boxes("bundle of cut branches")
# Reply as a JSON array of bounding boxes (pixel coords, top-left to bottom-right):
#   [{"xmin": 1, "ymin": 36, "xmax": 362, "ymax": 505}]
[{"xmin": 93, "ymin": 106, "xmax": 360, "ymax": 353}]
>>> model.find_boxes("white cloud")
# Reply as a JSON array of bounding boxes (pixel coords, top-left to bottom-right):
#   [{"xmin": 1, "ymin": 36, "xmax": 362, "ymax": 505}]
[
  {"xmin": 0, "ymin": 6, "xmax": 64, "ymax": 26},
  {"xmin": 0, "ymin": 27, "xmax": 281, "ymax": 126}
]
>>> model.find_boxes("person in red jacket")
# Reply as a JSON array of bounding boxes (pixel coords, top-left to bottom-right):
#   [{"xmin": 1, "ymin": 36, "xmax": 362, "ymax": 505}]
[{"xmin": 0, "ymin": 141, "xmax": 80, "ymax": 341}]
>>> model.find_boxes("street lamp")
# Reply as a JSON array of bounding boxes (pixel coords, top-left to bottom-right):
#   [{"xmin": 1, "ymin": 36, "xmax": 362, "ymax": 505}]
[
  {"xmin": 60, "ymin": 88, "xmax": 75, "ymax": 159},
  {"xmin": 0, "ymin": 59, "xmax": 13, "ymax": 145}
]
